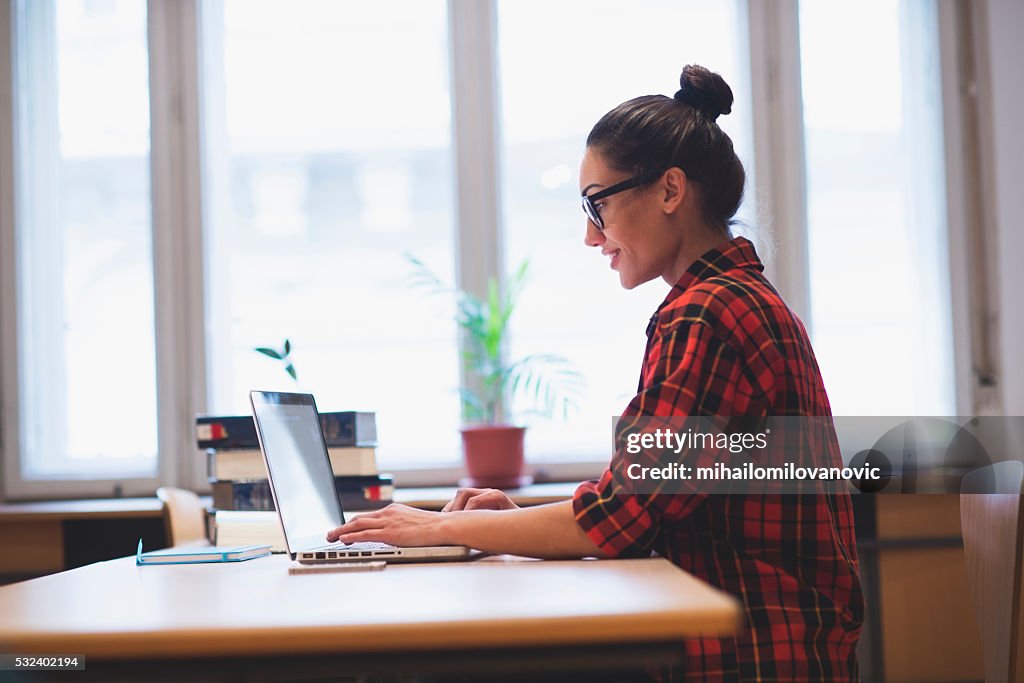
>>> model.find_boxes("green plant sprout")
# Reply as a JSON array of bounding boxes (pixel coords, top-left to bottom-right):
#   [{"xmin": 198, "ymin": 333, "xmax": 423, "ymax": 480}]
[{"xmin": 255, "ymin": 338, "xmax": 298, "ymax": 381}]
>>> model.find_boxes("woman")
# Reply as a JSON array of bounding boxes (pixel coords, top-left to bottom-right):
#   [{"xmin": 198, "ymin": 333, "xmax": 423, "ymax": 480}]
[{"xmin": 328, "ymin": 65, "xmax": 863, "ymax": 681}]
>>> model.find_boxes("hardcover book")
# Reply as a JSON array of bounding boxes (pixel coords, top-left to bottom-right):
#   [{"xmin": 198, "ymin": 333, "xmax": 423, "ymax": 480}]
[
  {"xmin": 212, "ymin": 475, "xmax": 394, "ymax": 512},
  {"xmin": 213, "ymin": 511, "xmax": 287, "ymax": 553},
  {"xmin": 206, "ymin": 446, "xmax": 378, "ymax": 480},
  {"xmin": 196, "ymin": 411, "xmax": 377, "ymax": 450},
  {"xmin": 213, "ymin": 508, "xmax": 381, "ymax": 553},
  {"xmin": 135, "ymin": 540, "xmax": 271, "ymax": 565}
]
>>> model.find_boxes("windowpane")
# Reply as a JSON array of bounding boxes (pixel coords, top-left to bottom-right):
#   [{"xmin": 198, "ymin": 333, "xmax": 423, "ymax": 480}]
[
  {"xmin": 201, "ymin": 0, "xmax": 459, "ymax": 467},
  {"xmin": 15, "ymin": 0, "xmax": 157, "ymax": 478},
  {"xmin": 800, "ymin": 0, "xmax": 955, "ymax": 414},
  {"xmin": 497, "ymin": 0, "xmax": 753, "ymax": 460}
]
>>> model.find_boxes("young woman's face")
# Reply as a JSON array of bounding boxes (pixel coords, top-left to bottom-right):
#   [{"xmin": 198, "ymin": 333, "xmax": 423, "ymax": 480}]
[{"xmin": 579, "ymin": 148, "xmax": 683, "ymax": 289}]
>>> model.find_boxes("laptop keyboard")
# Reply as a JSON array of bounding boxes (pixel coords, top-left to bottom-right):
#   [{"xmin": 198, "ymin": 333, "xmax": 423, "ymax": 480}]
[{"xmin": 308, "ymin": 541, "xmax": 394, "ymax": 552}]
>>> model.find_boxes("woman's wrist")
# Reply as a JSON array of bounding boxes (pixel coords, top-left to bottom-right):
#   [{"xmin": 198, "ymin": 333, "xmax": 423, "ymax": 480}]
[
  {"xmin": 438, "ymin": 509, "xmax": 497, "ymax": 549},
  {"xmin": 437, "ymin": 508, "xmax": 474, "ymax": 547}
]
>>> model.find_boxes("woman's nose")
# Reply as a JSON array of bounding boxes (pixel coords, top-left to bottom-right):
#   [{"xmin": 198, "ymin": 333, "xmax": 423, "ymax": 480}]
[{"xmin": 584, "ymin": 219, "xmax": 604, "ymax": 247}]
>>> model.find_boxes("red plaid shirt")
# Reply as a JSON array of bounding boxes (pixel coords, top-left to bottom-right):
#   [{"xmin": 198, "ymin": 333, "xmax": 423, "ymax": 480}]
[{"xmin": 573, "ymin": 237, "xmax": 863, "ymax": 682}]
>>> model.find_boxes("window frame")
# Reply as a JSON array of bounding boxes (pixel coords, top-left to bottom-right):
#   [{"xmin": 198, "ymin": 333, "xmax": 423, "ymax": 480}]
[
  {"xmin": 0, "ymin": 0, "xmax": 992, "ymax": 500},
  {"xmin": 0, "ymin": 0, "xmax": 173, "ymax": 498},
  {"xmin": 744, "ymin": 0, "xmax": 812, "ymax": 325}
]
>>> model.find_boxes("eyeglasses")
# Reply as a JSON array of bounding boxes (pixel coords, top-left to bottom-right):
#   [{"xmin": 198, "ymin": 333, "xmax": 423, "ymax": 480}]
[{"xmin": 581, "ymin": 169, "xmax": 665, "ymax": 231}]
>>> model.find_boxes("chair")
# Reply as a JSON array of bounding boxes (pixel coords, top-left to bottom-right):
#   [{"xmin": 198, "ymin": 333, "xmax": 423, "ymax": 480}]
[
  {"xmin": 156, "ymin": 486, "xmax": 208, "ymax": 547},
  {"xmin": 961, "ymin": 460, "xmax": 1024, "ymax": 683}
]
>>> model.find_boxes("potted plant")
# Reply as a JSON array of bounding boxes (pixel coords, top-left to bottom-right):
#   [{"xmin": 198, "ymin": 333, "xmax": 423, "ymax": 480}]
[{"xmin": 409, "ymin": 257, "xmax": 582, "ymax": 488}]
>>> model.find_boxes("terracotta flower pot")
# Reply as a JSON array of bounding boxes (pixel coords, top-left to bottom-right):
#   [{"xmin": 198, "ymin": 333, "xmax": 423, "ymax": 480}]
[{"xmin": 459, "ymin": 425, "xmax": 532, "ymax": 489}]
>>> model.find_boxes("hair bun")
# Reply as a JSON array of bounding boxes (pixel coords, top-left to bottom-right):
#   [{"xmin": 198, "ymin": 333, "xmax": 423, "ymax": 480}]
[{"xmin": 673, "ymin": 64, "xmax": 733, "ymax": 121}]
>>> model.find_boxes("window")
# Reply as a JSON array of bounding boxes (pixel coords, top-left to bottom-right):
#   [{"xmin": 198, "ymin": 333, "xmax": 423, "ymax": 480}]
[
  {"xmin": 12, "ymin": 0, "xmax": 157, "ymax": 481},
  {"xmin": 497, "ymin": 0, "xmax": 755, "ymax": 461},
  {"xmin": 200, "ymin": 0, "xmax": 460, "ymax": 467},
  {"xmin": 1, "ymin": 1, "xmax": 976, "ymax": 497},
  {"xmin": 799, "ymin": 0, "xmax": 955, "ymax": 415}
]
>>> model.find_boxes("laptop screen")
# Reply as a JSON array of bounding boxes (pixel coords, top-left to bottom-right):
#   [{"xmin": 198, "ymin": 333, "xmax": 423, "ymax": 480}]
[{"xmin": 249, "ymin": 391, "xmax": 344, "ymax": 550}]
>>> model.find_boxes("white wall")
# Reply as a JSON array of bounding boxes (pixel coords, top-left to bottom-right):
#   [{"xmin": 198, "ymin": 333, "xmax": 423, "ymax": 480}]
[{"xmin": 985, "ymin": 0, "xmax": 1024, "ymax": 415}]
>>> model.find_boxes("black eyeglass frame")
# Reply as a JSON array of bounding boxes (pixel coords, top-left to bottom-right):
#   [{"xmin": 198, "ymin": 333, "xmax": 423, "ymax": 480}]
[{"xmin": 581, "ymin": 168, "xmax": 667, "ymax": 231}]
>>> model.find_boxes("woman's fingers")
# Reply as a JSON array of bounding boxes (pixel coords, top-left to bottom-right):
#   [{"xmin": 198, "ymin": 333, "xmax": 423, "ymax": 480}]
[
  {"xmin": 335, "ymin": 529, "xmax": 390, "ymax": 544},
  {"xmin": 464, "ymin": 489, "xmax": 518, "ymax": 510},
  {"xmin": 444, "ymin": 487, "xmax": 489, "ymax": 512},
  {"xmin": 325, "ymin": 511, "xmax": 381, "ymax": 540},
  {"xmin": 328, "ymin": 504, "xmax": 448, "ymax": 547}
]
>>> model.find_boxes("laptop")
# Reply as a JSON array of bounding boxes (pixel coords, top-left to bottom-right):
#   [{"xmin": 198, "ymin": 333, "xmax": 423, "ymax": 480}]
[{"xmin": 249, "ymin": 390, "xmax": 472, "ymax": 564}]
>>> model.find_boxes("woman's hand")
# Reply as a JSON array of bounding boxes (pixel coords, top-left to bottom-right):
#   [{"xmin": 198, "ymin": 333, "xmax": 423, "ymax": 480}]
[
  {"xmin": 326, "ymin": 504, "xmax": 451, "ymax": 547},
  {"xmin": 441, "ymin": 487, "xmax": 519, "ymax": 512},
  {"xmin": 326, "ymin": 499, "xmax": 606, "ymax": 559}
]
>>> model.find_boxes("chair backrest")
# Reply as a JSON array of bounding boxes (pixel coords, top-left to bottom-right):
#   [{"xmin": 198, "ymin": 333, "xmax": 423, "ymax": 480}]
[
  {"xmin": 961, "ymin": 460, "xmax": 1024, "ymax": 683},
  {"xmin": 155, "ymin": 486, "xmax": 208, "ymax": 547}
]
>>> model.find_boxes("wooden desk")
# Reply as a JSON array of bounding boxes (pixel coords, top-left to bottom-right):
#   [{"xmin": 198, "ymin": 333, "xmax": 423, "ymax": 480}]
[
  {"xmin": 0, "ymin": 498, "xmax": 168, "ymax": 581},
  {"xmin": 0, "ymin": 486, "xmax": 578, "ymax": 582},
  {"xmin": 857, "ymin": 494, "xmax": 984, "ymax": 682},
  {"xmin": 0, "ymin": 498, "xmax": 165, "ymax": 521},
  {"xmin": 0, "ymin": 554, "xmax": 739, "ymax": 678}
]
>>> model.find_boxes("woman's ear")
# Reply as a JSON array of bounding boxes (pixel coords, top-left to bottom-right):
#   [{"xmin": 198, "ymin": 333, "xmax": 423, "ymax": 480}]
[{"xmin": 661, "ymin": 167, "xmax": 688, "ymax": 215}]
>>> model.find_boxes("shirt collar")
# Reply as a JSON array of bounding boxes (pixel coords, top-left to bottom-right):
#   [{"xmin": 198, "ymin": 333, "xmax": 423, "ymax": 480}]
[{"xmin": 653, "ymin": 235, "xmax": 764, "ymax": 319}]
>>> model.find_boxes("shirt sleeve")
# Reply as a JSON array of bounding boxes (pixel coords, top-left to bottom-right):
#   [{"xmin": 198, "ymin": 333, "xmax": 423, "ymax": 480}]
[{"xmin": 573, "ymin": 321, "xmax": 756, "ymax": 558}]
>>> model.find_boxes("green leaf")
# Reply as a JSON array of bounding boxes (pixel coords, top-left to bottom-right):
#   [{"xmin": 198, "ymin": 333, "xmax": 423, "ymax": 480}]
[
  {"xmin": 283, "ymin": 338, "xmax": 291, "ymax": 355},
  {"xmin": 503, "ymin": 353, "xmax": 585, "ymax": 422},
  {"xmin": 481, "ymin": 278, "xmax": 504, "ymax": 363},
  {"xmin": 405, "ymin": 253, "xmax": 450, "ymax": 294},
  {"xmin": 255, "ymin": 347, "xmax": 283, "ymax": 360},
  {"xmin": 285, "ymin": 364, "xmax": 297, "ymax": 381},
  {"xmin": 514, "ymin": 258, "xmax": 530, "ymax": 286},
  {"xmin": 506, "ymin": 258, "xmax": 530, "ymax": 311},
  {"xmin": 459, "ymin": 387, "xmax": 486, "ymax": 422}
]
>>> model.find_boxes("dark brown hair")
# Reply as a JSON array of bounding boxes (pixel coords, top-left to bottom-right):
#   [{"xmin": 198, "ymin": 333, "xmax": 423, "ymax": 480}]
[{"xmin": 586, "ymin": 64, "xmax": 745, "ymax": 232}]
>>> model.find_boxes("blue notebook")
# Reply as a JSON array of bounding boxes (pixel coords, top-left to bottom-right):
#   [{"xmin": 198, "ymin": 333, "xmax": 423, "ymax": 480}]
[{"xmin": 135, "ymin": 539, "xmax": 272, "ymax": 565}]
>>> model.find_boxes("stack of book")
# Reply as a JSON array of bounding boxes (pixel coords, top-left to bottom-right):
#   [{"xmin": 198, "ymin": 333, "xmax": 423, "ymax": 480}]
[{"xmin": 198, "ymin": 411, "xmax": 392, "ymax": 552}]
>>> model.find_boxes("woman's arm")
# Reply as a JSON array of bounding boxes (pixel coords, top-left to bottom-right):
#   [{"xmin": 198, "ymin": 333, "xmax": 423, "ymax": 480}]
[{"xmin": 326, "ymin": 499, "xmax": 608, "ymax": 560}]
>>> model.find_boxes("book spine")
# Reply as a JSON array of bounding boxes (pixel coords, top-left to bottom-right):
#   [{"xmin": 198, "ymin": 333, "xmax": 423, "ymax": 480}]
[
  {"xmin": 211, "ymin": 480, "xmax": 276, "ymax": 511},
  {"xmin": 196, "ymin": 412, "xmax": 377, "ymax": 450},
  {"xmin": 333, "ymin": 474, "xmax": 393, "ymax": 491},
  {"xmin": 340, "ymin": 494, "xmax": 390, "ymax": 511},
  {"xmin": 207, "ymin": 447, "xmax": 377, "ymax": 480},
  {"xmin": 320, "ymin": 412, "xmax": 379, "ymax": 449},
  {"xmin": 212, "ymin": 477, "xmax": 394, "ymax": 511}
]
